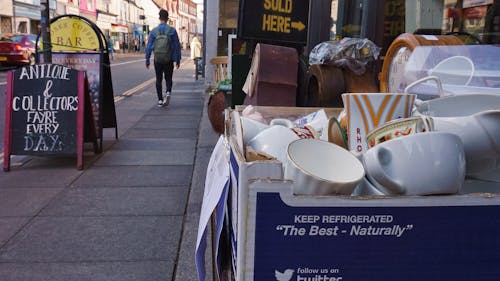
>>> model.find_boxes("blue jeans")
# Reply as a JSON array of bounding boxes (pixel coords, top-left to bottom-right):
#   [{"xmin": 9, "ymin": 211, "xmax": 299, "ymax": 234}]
[{"xmin": 154, "ymin": 60, "xmax": 174, "ymax": 100}]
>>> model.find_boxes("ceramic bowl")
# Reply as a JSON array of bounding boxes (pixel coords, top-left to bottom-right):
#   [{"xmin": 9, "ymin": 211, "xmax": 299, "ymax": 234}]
[{"xmin": 285, "ymin": 139, "xmax": 365, "ymax": 195}]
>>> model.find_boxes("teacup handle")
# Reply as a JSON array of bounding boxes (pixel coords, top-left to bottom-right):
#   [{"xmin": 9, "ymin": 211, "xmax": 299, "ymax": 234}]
[
  {"xmin": 369, "ymin": 147, "xmax": 406, "ymax": 194},
  {"xmin": 327, "ymin": 117, "xmax": 348, "ymax": 149},
  {"xmin": 270, "ymin": 118, "xmax": 294, "ymax": 128}
]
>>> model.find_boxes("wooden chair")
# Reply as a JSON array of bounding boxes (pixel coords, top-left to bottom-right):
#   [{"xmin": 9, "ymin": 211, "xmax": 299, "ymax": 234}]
[{"xmin": 210, "ymin": 56, "xmax": 229, "ymax": 84}]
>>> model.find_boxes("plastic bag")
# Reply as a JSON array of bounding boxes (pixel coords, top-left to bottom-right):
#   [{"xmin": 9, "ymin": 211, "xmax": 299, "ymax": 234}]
[{"xmin": 309, "ymin": 38, "xmax": 381, "ymax": 75}]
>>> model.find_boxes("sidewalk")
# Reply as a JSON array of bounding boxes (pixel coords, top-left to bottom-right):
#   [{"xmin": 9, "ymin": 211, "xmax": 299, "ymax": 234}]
[{"xmin": 0, "ymin": 58, "xmax": 218, "ymax": 280}]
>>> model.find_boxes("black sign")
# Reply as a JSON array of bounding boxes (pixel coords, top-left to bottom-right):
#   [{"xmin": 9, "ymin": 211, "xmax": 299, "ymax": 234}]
[
  {"xmin": 9, "ymin": 64, "xmax": 79, "ymax": 155},
  {"xmin": 238, "ymin": 0, "xmax": 310, "ymax": 45},
  {"xmin": 3, "ymin": 64, "xmax": 99, "ymax": 171}
]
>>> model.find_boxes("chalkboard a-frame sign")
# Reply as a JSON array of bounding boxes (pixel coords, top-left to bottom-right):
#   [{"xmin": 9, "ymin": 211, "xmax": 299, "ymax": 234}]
[{"xmin": 3, "ymin": 64, "xmax": 98, "ymax": 171}]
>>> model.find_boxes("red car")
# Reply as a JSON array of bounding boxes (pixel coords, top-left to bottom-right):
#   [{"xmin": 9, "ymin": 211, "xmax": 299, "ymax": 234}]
[{"xmin": 0, "ymin": 34, "xmax": 37, "ymax": 66}]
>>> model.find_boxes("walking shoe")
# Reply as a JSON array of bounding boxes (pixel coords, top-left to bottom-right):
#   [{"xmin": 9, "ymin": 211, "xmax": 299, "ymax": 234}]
[
  {"xmin": 164, "ymin": 92, "xmax": 171, "ymax": 106},
  {"xmin": 157, "ymin": 100, "xmax": 164, "ymax": 107}
]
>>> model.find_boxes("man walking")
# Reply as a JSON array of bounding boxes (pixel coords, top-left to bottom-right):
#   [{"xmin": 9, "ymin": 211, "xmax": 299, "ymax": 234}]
[{"xmin": 145, "ymin": 9, "xmax": 181, "ymax": 107}]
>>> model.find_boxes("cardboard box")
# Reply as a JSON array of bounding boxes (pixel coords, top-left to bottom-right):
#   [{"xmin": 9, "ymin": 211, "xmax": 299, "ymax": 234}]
[
  {"xmin": 226, "ymin": 106, "xmax": 341, "ymax": 279},
  {"xmin": 242, "ymin": 179, "xmax": 500, "ymax": 281},
  {"xmin": 225, "ymin": 106, "xmax": 500, "ymax": 281}
]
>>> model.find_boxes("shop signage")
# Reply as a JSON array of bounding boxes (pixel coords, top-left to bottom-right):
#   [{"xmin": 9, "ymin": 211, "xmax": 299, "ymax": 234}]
[
  {"xmin": 50, "ymin": 53, "xmax": 102, "ymax": 137},
  {"xmin": 65, "ymin": 5, "xmax": 79, "ymax": 15},
  {"xmin": 111, "ymin": 23, "xmax": 129, "ymax": 33},
  {"xmin": 38, "ymin": 15, "xmax": 118, "ymax": 151},
  {"xmin": 237, "ymin": 0, "xmax": 309, "ymax": 45},
  {"xmin": 249, "ymin": 189, "xmax": 500, "ymax": 281},
  {"xmin": 463, "ymin": 0, "xmax": 493, "ymax": 8},
  {"xmin": 49, "ymin": 17, "xmax": 100, "ymax": 51},
  {"xmin": 3, "ymin": 65, "xmax": 97, "ymax": 171},
  {"xmin": 464, "ymin": 6, "xmax": 488, "ymax": 18}
]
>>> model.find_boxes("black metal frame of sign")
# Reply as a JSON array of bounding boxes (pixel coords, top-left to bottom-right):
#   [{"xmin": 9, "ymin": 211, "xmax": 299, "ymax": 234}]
[
  {"xmin": 3, "ymin": 66, "xmax": 98, "ymax": 171},
  {"xmin": 36, "ymin": 14, "xmax": 118, "ymax": 152},
  {"xmin": 237, "ymin": 0, "xmax": 310, "ymax": 45}
]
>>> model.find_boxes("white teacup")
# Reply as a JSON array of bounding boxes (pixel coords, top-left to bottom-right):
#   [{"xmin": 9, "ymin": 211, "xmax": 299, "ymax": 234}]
[
  {"xmin": 431, "ymin": 110, "xmax": 500, "ymax": 175},
  {"xmin": 240, "ymin": 116, "xmax": 270, "ymax": 145},
  {"xmin": 248, "ymin": 125, "xmax": 300, "ymax": 163},
  {"xmin": 285, "ymin": 139, "xmax": 365, "ymax": 195},
  {"xmin": 270, "ymin": 118, "xmax": 294, "ymax": 128},
  {"xmin": 362, "ymin": 132, "xmax": 466, "ymax": 195}
]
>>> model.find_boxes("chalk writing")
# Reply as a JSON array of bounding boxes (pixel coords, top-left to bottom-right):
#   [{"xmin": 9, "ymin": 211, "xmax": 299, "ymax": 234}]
[{"xmin": 10, "ymin": 64, "xmax": 79, "ymax": 154}]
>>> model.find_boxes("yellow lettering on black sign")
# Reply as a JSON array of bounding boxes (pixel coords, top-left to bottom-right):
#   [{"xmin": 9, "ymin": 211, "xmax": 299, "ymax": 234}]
[
  {"xmin": 262, "ymin": 14, "xmax": 291, "ymax": 33},
  {"xmin": 261, "ymin": 0, "xmax": 305, "ymax": 33},
  {"xmin": 263, "ymin": 0, "xmax": 292, "ymax": 12}
]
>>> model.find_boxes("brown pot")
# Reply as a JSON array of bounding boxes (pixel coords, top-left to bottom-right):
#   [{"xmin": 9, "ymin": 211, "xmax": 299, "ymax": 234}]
[{"xmin": 207, "ymin": 90, "xmax": 226, "ymax": 134}]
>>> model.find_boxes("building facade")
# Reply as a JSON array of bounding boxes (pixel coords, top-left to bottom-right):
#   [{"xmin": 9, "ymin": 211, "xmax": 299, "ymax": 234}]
[
  {"xmin": 152, "ymin": 0, "xmax": 198, "ymax": 49},
  {"xmin": 0, "ymin": 0, "xmax": 201, "ymax": 53}
]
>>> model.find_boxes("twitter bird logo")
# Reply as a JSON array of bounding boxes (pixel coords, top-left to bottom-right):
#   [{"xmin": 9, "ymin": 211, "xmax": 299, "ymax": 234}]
[{"xmin": 275, "ymin": 269, "xmax": 294, "ymax": 281}]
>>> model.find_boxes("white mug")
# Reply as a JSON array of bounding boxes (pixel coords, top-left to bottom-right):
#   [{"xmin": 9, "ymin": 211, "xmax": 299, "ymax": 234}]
[
  {"xmin": 240, "ymin": 116, "xmax": 270, "ymax": 145},
  {"xmin": 270, "ymin": 118, "xmax": 294, "ymax": 128},
  {"xmin": 362, "ymin": 132, "xmax": 466, "ymax": 195},
  {"xmin": 248, "ymin": 125, "xmax": 300, "ymax": 164},
  {"xmin": 431, "ymin": 110, "xmax": 500, "ymax": 175}
]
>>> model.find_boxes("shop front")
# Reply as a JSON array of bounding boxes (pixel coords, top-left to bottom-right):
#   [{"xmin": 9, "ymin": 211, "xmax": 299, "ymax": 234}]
[
  {"xmin": 197, "ymin": 1, "xmax": 500, "ymax": 280},
  {"xmin": 13, "ymin": 0, "xmax": 56, "ymax": 34},
  {"xmin": 111, "ymin": 23, "xmax": 129, "ymax": 52},
  {"xmin": 96, "ymin": 10, "xmax": 117, "ymax": 39}
]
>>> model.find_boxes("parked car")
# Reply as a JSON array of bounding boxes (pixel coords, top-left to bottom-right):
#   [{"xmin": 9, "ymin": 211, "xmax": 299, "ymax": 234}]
[{"xmin": 0, "ymin": 33, "xmax": 37, "ymax": 66}]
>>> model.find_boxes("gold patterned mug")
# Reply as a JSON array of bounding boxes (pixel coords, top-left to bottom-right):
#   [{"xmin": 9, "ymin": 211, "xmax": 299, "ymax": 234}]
[{"xmin": 341, "ymin": 93, "xmax": 416, "ymax": 153}]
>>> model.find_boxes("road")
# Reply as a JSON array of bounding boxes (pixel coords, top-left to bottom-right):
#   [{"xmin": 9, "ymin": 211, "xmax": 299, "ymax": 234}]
[{"xmin": 0, "ymin": 54, "xmax": 156, "ymax": 155}]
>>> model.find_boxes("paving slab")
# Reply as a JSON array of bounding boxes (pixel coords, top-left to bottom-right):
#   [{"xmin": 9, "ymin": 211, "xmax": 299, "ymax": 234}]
[
  {"xmin": 134, "ymin": 119, "xmax": 200, "ymax": 130},
  {"xmin": 165, "ymin": 100, "xmax": 204, "ymax": 108},
  {"xmin": 0, "ymin": 188, "xmax": 63, "ymax": 216},
  {"xmin": 186, "ymin": 147, "xmax": 216, "ymax": 216},
  {"xmin": 39, "ymin": 187, "xmax": 189, "ymax": 216},
  {"xmin": 175, "ymin": 212, "xmax": 203, "ymax": 281},
  {"xmin": 71, "ymin": 165, "xmax": 193, "ymax": 188},
  {"xmin": 123, "ymin": 128, "xmax": 199, "ymax": 139},
  {"xmin": 109, "ymin": 138, "xmax": 196, "ymax": 151},
  {"xmin": 145, "ymin": 106, "xmax": 204, "ymax": 116},
  {"xmin": 136, "ymin": 115, "xmax": 201, "ymax": 129},
  {"xmin": 0, "ymin": 166, "xmax": 82, "ymax": 188},
  {"xmin": 0, "ymin": 261, "xmax": 172, "ymax": 281},
  {"xmin": 94, "ymin": 150, "xmax": 195, "ymax": 166},
  {"xmin": 0, "ymin": 218, "xmax": 30, "ymax": 246},
  {"xmin": 0, "ymin": 216, "xmax": 182, "ymax": 262}
]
